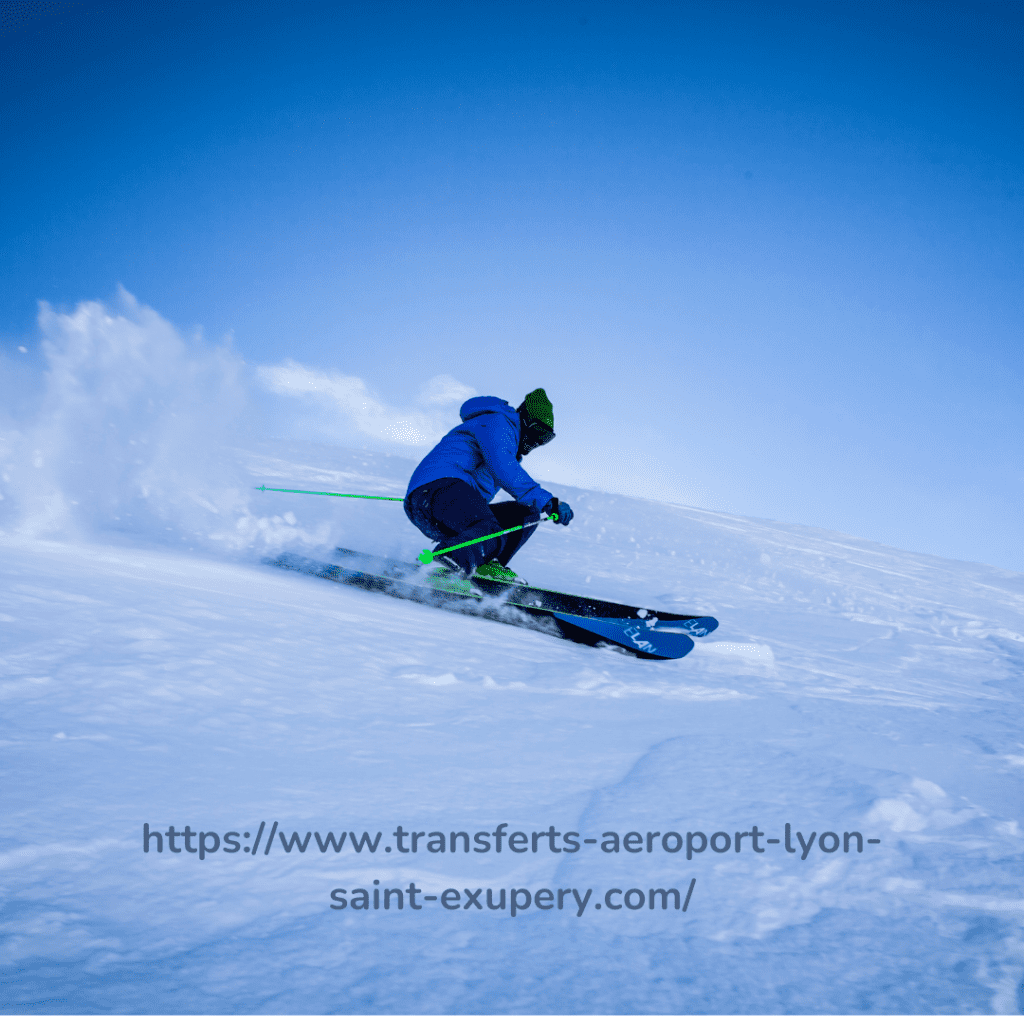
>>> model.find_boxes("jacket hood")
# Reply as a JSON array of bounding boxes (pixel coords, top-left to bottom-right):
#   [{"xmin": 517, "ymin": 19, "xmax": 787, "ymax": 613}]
[{"xmin": 459, "ymin": 396, "xmax": 518, "ymax": 423}]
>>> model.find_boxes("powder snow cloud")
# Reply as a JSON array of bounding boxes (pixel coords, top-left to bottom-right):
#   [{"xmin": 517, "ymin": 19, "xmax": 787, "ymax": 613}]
[{"xmin": 0, "ymin": 290, "xmax": 480, "ymax": 553}]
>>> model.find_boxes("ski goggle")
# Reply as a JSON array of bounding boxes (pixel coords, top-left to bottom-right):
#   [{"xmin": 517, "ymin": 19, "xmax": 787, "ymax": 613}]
[{"xmin": 519, "ymin": 416, "xmax": 555, "ymax": 454}]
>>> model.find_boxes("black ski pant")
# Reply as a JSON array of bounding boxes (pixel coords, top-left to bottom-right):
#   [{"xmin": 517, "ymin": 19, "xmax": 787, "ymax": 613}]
[{"xmin": 404, "ymin": 477, "xmax": 540, "ymax": 575}]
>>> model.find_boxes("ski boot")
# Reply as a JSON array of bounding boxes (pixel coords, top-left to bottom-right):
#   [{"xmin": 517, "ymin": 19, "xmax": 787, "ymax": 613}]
[
  {"xmin": 472, "ymin": 560, "xmax": 526, "ymax": 586},
  {"xmin": 427, "ymin": 555, "xmax": 481, "ymax": 597}
]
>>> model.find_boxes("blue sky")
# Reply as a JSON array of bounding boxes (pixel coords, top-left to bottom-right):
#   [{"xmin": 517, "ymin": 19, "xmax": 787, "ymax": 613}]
[{"xmin": 2, "ymin": 0, "xmax": 1022, "ymax": 569}]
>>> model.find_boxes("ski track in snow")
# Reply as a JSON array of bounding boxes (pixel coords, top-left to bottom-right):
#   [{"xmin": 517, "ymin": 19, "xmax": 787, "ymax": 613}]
[{"xmin": 2, "ymin": 442, "xmax": 1024, "ymax": 1013}]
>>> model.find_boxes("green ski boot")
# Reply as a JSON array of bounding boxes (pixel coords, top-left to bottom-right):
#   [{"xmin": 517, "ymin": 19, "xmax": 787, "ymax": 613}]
[
  {"xmin": 473, "ymin": 560, "xmax": 526, "ymax": 586},
  {"xmin": 426, "ymin": 558, "xmax": 481, "ymax": 596}
]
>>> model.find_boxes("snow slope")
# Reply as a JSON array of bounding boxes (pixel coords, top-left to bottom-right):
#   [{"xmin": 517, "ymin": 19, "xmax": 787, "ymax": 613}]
[
  {"xmin": 3, "ymin": 438, "xmax": 1024, "ymax": 1014},
  {"xmin": 1, "ymin": 297, "xmax": 1022, "ymax": 1013}
]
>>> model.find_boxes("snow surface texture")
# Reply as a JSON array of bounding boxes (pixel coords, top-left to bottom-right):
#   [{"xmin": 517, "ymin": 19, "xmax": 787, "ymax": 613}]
[{"xmin": 2, "ymin": 299, "xmax": 1024, "ymax": 1013}]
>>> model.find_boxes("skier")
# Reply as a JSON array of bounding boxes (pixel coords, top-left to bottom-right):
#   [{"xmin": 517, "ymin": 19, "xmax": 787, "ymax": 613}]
[{"xmin": 404, "ymin": 388, "xmax": 574, "ymax": 583}]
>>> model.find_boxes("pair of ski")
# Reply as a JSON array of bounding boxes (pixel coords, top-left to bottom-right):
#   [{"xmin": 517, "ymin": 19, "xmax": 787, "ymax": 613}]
[{"xmin": 267, "ymin": 547, "xmax": 718, "ymax": 660}]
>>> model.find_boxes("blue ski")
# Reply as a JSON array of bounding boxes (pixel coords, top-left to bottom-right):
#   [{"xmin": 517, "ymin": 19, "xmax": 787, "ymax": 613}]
[{"xmin": 265, "ymin": 548, "xmax": 718, "ymax": 660}]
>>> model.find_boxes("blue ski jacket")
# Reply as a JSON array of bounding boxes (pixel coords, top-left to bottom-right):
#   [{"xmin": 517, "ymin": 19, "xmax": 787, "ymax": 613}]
[{"xmin": 406, "ymin": 396, "xmax": 554, "ymax": 512}]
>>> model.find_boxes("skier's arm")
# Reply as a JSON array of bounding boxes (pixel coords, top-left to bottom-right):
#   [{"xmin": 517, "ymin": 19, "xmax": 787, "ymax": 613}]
[{"xmin": 473, "ymin": 413, "xmax": 553, "ymax": 512}]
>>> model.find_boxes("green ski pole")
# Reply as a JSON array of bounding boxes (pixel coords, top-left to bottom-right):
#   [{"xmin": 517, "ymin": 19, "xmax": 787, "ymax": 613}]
[
  {"xmin": 255, "ymin": 485, "xmax": 403, "ymax": 501},
  {"xmin": 255, "ymin": 484, "xmax": 557, "ymax": 566},
  {"xmin": 417, "ymin": 514, "xmax": 558, "ymax": 565}
]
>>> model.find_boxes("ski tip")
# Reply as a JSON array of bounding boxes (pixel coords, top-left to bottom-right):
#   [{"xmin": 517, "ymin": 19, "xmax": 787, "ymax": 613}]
[{"xmin": 551, "ymin": 612, "xmax": 695, "ymax": 659}]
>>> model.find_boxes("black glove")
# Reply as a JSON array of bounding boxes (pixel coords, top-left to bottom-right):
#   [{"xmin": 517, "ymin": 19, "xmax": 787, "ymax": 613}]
[{"xmin": 543, "ymin": 497, "xmax": 573, "ymax": 526}]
